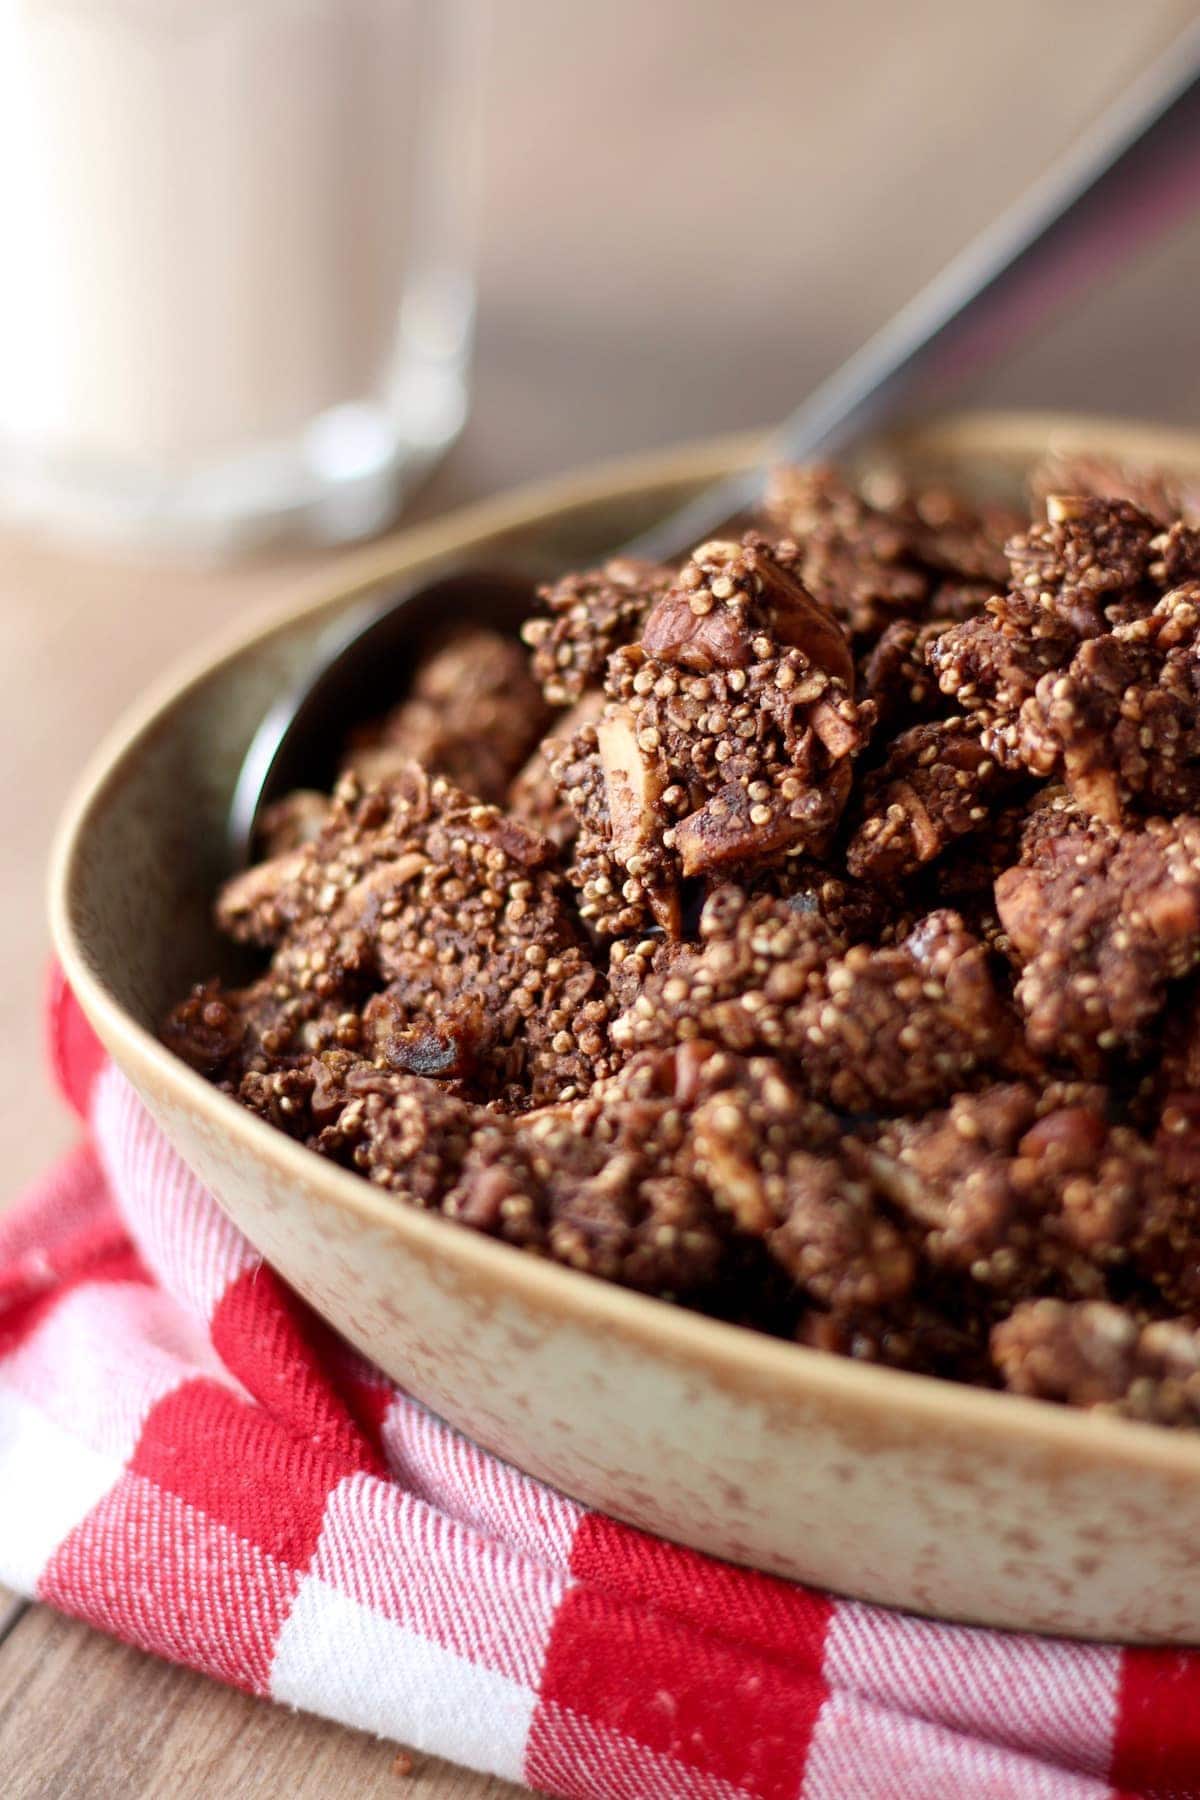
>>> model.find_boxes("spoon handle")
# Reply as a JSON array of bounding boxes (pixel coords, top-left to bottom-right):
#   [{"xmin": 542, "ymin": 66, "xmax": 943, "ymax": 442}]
[
  {"xmin": 623, "ymin": 20, "xmax": 1200, "ymax": 564},
  {"xmin": 227, "ymin": 24, "xmax": 1200, "ymax": 870}
]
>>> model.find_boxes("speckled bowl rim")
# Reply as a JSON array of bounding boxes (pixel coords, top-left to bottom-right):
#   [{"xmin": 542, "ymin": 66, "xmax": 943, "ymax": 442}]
[{"xmin": 49, "ymin": 409, "xmax": 1200, "ymax": 1488}]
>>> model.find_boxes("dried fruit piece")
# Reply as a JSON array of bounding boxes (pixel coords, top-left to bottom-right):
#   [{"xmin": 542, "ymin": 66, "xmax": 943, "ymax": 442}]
[{"xmin": 163, "ymin": 455, "xmax": 1200, "ymax": 1430}]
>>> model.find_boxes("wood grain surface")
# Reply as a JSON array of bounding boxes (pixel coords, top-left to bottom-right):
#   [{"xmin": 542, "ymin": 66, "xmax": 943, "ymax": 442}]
[
  {"xmin": 0, "ymin": 1600, "xmax": 525, "ymax": 1800},
  {"xmin": 1, "ymin": 1, "xmax": 1198, "ymax": 1792}
]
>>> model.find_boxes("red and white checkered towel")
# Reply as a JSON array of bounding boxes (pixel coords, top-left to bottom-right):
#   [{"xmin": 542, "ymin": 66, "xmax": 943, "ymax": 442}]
[{"xmin": 1, "ymin": 974, "xmax": 1197, "ymax": 1799}]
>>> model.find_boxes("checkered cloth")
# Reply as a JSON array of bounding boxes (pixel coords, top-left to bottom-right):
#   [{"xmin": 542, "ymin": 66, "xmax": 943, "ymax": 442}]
[{"xmin": 0, "ymin": 975, "xmax": 1196, "ymax": 1798}]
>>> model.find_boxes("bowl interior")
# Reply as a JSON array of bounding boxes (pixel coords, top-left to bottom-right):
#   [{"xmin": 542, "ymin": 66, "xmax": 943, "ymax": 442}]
[
  {"xmin": 63, "ymin": 434, "xmax": 760, "ymax": 1027},
  {"xmin": 51, "ymin": 410, "xmax": 1200, "ymax": 1642},
  {"xmin": 59, "ymin": 410, "xmax": 1047, "ymax": 1023},
  {"xmin": 69, "ymin": 406, "xmax": 1200, "ymax": 1028}
]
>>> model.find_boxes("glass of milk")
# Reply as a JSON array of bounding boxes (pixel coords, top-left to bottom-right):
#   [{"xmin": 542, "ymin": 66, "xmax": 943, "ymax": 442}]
[{"xmin": 0, "ymin": 0, "xmax": 485, "ymax": 551}]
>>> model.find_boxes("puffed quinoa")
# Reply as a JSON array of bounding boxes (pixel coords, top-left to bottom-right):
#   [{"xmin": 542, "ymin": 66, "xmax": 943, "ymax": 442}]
[{"xmin": 165, "ymin": 451, "xmax": 1200, "ymax": 1426}]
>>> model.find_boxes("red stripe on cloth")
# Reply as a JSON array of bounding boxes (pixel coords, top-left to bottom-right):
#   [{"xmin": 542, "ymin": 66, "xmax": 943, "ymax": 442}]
[
  {"xmin": 210, "ymin": 1266, "xmax": 386, "ymax": 1479},
  {"xmin": 527, "ymin": 1580, "xmax": 829, "ymax": 1799},
  {"xmin": 0, "ymin": 1243, "xmax": 148, "ymax": 1360},
  {"xmin": 0, "ymin": 1139, "xmax": 132, "ymax": 1327},
  {"xmin": 45, "ymin": 961, "xmax": 106, "ymax": 1119},
  {"xmin": 306, "ymin": 1473, "xmax": 568, "ymax": 1691},
  {"xmin": 0, "ymin": 1141, "xmax": 110, "ymax": 1269},
  {"xmin": 19, "ymin": 1020, "xmax": 1200, "ymax": 1795},
  {"xmin": 39, "ymin": 1469, "xmax": 302, "ymax": 1695},
  {"xmin": 1111, "ymin": 1646, "xmax": 1200, "ymax": 1797},
  {"xmin": 126, "ymin": 1377, "xmax": 351, "ymax": 1568},
  {"xmin": 570, "ymin": 1513, "xmax": 834, "ymax": 1665},
  {"xmin": 802, "ymin": 1686, "xmax": 1118, "ymax": 1800},
  {"xmin": 325, "ymin": 1339, "xmax": 396, "ymax": 1454},
  {"xmin": 526, "ymin": 1516, "xmax": 834, "ymax": 1799},
  {"xmin": 90, "ymin": 1065, "xmax": 260, "ymax": 1321},
  {"xmin": 821, "ymin": 1600, "xmax": 1121, "ymax": 1779},
  {"xmin": 528, "ymin": 1698, "xmax": 752, "ymax": 1800}
]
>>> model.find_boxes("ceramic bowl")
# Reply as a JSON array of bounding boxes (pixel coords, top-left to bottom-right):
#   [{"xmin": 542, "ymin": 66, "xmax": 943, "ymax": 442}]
[{"xmin": 51, "ymin": 411, "xmax": 1200, "ymax": 1643}]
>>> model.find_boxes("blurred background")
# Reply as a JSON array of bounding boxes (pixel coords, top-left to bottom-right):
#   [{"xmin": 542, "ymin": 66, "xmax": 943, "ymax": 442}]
[{"xmin": 2, "ymin": 0, "xmax": 1199, "ymax": 1189}]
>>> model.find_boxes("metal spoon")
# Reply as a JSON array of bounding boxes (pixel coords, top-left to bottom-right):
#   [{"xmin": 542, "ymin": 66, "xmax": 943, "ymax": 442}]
[{"xmin": 229, "ymin": 21, "xmax": 1200, "ymax": 867}]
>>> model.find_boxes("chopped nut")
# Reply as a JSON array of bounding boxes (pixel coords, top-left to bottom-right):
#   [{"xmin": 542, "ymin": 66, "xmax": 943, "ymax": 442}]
[
  {"xmin": 165, "ymin": 451, "xmax": 1200, "ymax": 1432},
  {"xmin": 553, "ymin": 535, "xmax": 870, "ymax": 933},
  {"xmin": 595, "ymin": 706, "xmax": 665, "ymax": 866}
]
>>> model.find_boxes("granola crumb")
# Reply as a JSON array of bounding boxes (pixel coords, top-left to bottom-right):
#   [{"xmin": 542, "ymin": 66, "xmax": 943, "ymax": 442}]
[{"xmin": 164, "ymin": 449, "xmax": 1200, "ymax": 1428}]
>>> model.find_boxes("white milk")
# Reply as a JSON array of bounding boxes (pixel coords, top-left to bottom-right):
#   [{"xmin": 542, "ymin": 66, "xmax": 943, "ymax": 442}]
[{"xmin": 0, "ymin": 0, "xmax": 481, "ymax": 548}]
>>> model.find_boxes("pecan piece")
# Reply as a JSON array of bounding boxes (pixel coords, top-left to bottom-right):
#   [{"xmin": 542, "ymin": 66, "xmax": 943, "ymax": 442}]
[{"xmin": 549, "ymin": 534, "xmax": 868, "ymax": 934}]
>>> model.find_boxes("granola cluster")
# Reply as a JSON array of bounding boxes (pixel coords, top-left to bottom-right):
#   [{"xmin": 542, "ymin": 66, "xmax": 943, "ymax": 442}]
[{"xmin": 166, "ymin": 451, "xmax": 1200, "ymax": 1427}]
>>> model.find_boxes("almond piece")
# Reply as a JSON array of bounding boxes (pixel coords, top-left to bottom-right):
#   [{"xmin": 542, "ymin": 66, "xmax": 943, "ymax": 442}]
[{"xmin": 596, "ymin": 706, "xmax": 664, "ymax": 864}]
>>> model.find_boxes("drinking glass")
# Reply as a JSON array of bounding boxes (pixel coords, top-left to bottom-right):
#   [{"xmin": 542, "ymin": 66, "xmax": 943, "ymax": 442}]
[{"xmin": 0, "ymin": 0, "xmax": 485, "ymax": 550}]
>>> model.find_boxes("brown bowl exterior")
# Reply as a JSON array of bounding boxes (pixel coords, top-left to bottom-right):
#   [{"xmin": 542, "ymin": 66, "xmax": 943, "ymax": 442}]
[{"xmin": 50, "ymin": 412, "xmax": 1200, "ymax": 1643}]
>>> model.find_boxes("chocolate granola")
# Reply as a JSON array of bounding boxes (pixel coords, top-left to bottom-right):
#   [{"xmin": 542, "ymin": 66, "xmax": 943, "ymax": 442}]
[{"xmin": 166, "ymin": 451, "xmax": 1200, "ymax": 1427}]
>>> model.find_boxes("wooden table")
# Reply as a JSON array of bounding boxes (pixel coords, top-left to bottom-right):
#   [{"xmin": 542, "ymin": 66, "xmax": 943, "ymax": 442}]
[{"xmin": 2, "ymin": 2, "xmax": 1197, "ymax": 1791}]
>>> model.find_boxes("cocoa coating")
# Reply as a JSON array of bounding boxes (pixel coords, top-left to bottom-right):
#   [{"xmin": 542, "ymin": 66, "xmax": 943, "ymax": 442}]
[{"xmin": 165, "ymin": 454, "xmax": 1200, "ymax": 1425}]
